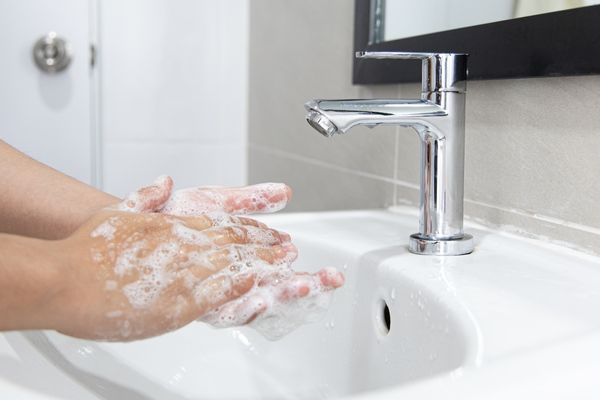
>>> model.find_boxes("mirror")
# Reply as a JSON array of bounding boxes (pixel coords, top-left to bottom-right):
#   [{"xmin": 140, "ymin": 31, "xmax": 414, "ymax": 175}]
[
  {"xmin": 354, "ymin": 0, "xmax": 600, "ymax": 84},
  {"xmin": 374, "ymin": 0, "xmax": 600, "ymax": 43}
]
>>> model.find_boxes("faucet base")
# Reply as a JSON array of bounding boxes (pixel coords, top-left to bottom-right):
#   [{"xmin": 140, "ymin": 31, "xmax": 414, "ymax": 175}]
[{"xmin": 409, "ymin": 233, "xmax": 474, "ymax": 256}]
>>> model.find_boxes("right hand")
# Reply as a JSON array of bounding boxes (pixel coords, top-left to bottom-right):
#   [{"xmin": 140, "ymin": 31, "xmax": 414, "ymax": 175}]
[{"xmin": 44, "ymin": 208, "xmax": 297, "ymax": 341}]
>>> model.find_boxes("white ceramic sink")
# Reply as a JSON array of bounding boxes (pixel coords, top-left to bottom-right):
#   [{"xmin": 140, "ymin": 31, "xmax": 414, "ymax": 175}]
[{"xmin": 3, "ymin": 208, "xmax": 600, "ymax": 399}]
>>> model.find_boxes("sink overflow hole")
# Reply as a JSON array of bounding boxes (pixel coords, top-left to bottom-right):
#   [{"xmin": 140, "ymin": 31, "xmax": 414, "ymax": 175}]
[
  {"xmin": 383, "ymin": 303, "xmax": 391, "ymax": 333},
  {"xmin": 378, "ymin": 300, "xmax": 391, "ymax": 335}
]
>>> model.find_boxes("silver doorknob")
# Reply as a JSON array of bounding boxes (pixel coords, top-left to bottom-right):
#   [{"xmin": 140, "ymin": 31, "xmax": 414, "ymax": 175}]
[{"xmin": 32, "ymin": 32, "xmax": 72, "ymax": 73}]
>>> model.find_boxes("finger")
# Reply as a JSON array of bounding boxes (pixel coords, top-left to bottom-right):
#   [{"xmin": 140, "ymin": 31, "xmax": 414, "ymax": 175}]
[
  {"xmin": 200, "ymin": 294, "xmax": 268, "ymax": 328},
  {"xmin": 262, "ymin": 268, "xmax": 343, "ymax": 290},
  {"xmin": 160, "ymin": 183, "xmax": 292, "ymax": 216},
  {"xmin": 221, "ymin": 183, "xmax": 292, "ymax": 215},
  {"xmin": 281, "ymin": 242, "xmax": 299, "ymax": 262},
  {"xmin": 191, "ymin": 271, "xmax": 256, "ymax": 313},
  {"xmin": 117, "ymin": 175, "xmax": 173, "ymax": 213},
  {"xmin": 202, "ymin": 226, "xmax": 287, "ymax": 246},
  {"xmin": 170, "ymin": 215, "xmax": 275, "ymax": 244},
  {"xmin": 200, "ymin": 244, "xmax": 296, "ymax": 270},
  {"xmin": 237, "ymin": 216, "xmax": 268, "ymax": 229},
  {"xmin": 274, "ymin": 275, "xmax": 313, "ymax": 301},
  {"xmin": 257, "ymin": 267, "xmax": 344, "ymax": 302},
  {"xmin": 316, "ymin": 267, "xmax": 345, "ymax": 288},
  {"xmin": 181, "ymin": 213, "xmax": 268, "ymax": 230}
]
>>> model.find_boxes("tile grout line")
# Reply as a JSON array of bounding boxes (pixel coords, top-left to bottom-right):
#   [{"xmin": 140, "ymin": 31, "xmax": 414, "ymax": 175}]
[
  {"xmin": 250, "ymin": 144, "xmax": 600, "ymax": 239},
  {"xmin": 249, "ymin": 143, "xmax": 420, "ymax": 190},
  {"xmin": 465, "ymin": 198, "xmax": 600, "ymax": 237}
]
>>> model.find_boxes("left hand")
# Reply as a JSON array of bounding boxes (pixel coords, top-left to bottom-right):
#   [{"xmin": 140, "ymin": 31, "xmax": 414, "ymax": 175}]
[{"xmin": 116, "ymin": 175, "xmax": 292, "ymax": 216}]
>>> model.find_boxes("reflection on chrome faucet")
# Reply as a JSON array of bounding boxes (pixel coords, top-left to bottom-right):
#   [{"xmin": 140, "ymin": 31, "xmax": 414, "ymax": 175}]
[{"xmin": 305, "ymin": 51, "xmax": 474, "ymax": 256}]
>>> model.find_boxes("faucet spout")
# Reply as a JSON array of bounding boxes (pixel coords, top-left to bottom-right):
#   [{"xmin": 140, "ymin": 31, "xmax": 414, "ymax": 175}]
[
  {"xmin": 305, "ymin": 99, "xmax": 447, "ymax": 137},
  {"xmin": 304, "ymin": 51, "xmax": 474, "ymax": 256}
]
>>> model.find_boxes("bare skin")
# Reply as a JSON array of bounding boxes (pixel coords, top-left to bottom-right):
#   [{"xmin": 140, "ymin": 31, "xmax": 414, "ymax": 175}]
[
  {"xmin": 0, "ymin": 140, "xmax": 118, "ymax": 239},
  {"xmin": 0, "ymin": 141, "xmax": 293, "ymax": 238},
  {"xmin": 0, "ymin": 141, "xmax": 345, "ymax": 341},
  {"xmin": 49, "ymin": 209, "xmax": 300, "ymax": 340}
]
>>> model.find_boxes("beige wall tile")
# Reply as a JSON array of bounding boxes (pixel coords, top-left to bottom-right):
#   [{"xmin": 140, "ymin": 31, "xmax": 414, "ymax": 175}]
[
  {"xmin": 249, "ymin": 146, "xmax": 396, "ymax": 211},
  {"xmin": 249, "ymin": 0, "xmax": 600, "ymax": 255},
  {"xmin": 249, "ymin": 0, "xmax": 400, "ymax": 180}
]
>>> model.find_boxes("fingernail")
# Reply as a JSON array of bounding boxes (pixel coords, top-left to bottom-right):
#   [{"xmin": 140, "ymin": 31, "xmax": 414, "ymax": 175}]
[
  {"xmin": 273, "ymin": 245, "xmax": 287, "ymax": 258},
  {"xmin": 318, "ymin": 267, "xmax": 345, "ymax": 288},
  {"xmin": 282, "ymin": 242, "xmax": 297, "ymax": 254},
  {"xmin": 281, "ymin": 243, "xmax": 298, "ymax": 262}
]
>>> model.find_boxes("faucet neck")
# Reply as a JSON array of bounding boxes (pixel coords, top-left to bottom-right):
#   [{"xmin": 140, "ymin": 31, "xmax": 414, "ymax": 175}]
[
  {"xmin": 422, "ymin": 53, "xmax": 468, "ymax": 94},
  {"xmin": 307, "ymin": 52, "xmax": 474, "ymax": 255}
]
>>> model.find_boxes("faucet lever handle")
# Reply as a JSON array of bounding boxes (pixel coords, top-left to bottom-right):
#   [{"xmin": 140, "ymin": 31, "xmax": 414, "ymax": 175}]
[{"xmin": 356, "ymin": 51, "xmax": 468, "ymax": 93}]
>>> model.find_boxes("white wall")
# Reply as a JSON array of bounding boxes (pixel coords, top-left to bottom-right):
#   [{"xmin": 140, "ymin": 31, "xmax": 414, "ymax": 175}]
[
  {"xmin": 99, "ymin": 0, "xmax": 248, "ymax": 196},
  {"xmin": 0, "ymin": 0, "xmax": 249, "ymax": 196}
]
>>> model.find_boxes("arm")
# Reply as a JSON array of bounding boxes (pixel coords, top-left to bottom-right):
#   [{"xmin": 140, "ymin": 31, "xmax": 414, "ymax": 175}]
[
  {"xmin": 0, "ymin": 233, "xmax": 63, "ymax": 331},
  {"xmin": 0, "ymin": 209, "xmax": 299, "ymax": 339},
  {"xmin": 0, "ymin": 142, "xmax": 343, "ymax": 340},
  {"xmin": 0, "ymin": 205, "xmax": 342, "ymax": 341},
  {"xmin": 0, "ymin": 140, "xmax": 292, "ymax": 239},
  {"xmin": 0, "ymin": 140, "xmax": 117, "ymax": 239}
]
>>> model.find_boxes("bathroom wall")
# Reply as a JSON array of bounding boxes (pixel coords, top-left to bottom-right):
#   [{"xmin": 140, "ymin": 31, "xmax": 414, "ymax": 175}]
[
  {"xmin": 100, "ymin": 0, "xmax": 248, "ymax": 196},
  {"xmin": 248, "ymin": 0, "xmax": 600, "ymax": 255}
]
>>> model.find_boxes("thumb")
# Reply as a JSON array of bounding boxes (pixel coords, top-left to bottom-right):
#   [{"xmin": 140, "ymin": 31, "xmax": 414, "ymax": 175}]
[{"xmin": 117, "ymin": 175, "xmax": 174, "ymax": 213}]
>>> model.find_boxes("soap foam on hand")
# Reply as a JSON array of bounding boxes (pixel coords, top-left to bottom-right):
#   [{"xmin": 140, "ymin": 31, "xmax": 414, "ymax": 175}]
[
  {"xmin": 248, "ymin": 268, "xmax": 338, "ymax": 340},
  {"xmin": 199, "ymin": 261, "xmax": 343, "ymax": 341},
  {"xmin": 103, "ymin": 176, "xmax": 341, "ymax": 340},
  {"xmin": 160, "ymin": 183, "xmax": 291, "ymax": 216}
]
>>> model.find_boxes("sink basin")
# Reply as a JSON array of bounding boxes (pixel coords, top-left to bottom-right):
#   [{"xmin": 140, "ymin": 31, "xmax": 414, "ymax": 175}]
[{"xmin": 3, "ymin": 208, "xmax": 600, "ymax": 399}]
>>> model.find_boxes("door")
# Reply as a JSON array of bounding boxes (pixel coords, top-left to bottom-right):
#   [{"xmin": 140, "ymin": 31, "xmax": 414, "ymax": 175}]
[{"xmin": 0, "ymin": 0, "xmax": 96, "ymax": 185}]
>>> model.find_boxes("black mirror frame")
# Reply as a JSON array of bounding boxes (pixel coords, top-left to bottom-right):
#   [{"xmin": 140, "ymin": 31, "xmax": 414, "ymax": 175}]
[{"xmin": 353, "ymin": 1, "xmax": 600, "ymax": 84}]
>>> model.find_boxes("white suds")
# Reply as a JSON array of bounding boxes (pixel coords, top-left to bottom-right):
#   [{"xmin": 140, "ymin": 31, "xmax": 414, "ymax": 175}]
[
  {"xmin": 90, "ymin": 218, "xmax": 118, "ymax": 240},
  {"xmin": 119, "ymin": 241, "xmax": 180, "ymax": 309},
  {"xmin": 199, "ymin": 261, "xmax": 338, "ymax": 340},
  {"xmin": 171, "ymin": 221, "xmax": 210, "ymax": 245},
  {"xmin": 114, "ymin": 240, "xmax": 147, "ymax": 277},
  {"xmin": 160, "ymin": 182, "xmax": 289, "ymax": 216},
  {"xmin": 161, "ymin": 188, "xmax": 224, "ymax": 216}
]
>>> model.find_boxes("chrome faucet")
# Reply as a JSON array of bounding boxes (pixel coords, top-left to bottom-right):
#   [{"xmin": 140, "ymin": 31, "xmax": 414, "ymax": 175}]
[{"xmin": 305, "ymin": 51, "xmax": 474, "ymax": 256}]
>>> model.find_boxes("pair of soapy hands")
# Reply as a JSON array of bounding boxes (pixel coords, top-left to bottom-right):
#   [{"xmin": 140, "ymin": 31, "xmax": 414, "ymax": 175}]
[{"xmin": 50, "ymin": 176, "xmax": 344, "ymax": 341}]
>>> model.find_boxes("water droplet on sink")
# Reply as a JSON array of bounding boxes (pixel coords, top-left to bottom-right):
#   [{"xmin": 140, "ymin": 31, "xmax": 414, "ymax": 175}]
[{"xmin": 390, "ymin": 288, "xmax": 396, "ymax": 301}]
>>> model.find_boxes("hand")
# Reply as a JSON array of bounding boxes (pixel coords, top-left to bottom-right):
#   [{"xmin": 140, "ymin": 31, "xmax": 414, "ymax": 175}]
[
  {"xmin": 115, "ymin": 176, "xmax": 345, "ymax": 334},
  {"xmin": 46, "ymin": 208, "xmax": 297, "ymax": 341},
  {"xmin": 200, "ymin": 267, "xmax": 345, "ymax": 339},
  {"xmin": 116, "ymin": 175, "xmax": 293, "ymax": 216}
]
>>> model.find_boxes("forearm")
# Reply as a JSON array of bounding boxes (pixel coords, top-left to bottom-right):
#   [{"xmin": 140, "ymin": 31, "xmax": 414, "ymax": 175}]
[
  {"xmin": 0, "ymin": 140, "xmax": 118, "ymax": 239},
  {"xmin": 0, "ymin": 233, "xmax": 63, "ymax": 331}
]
